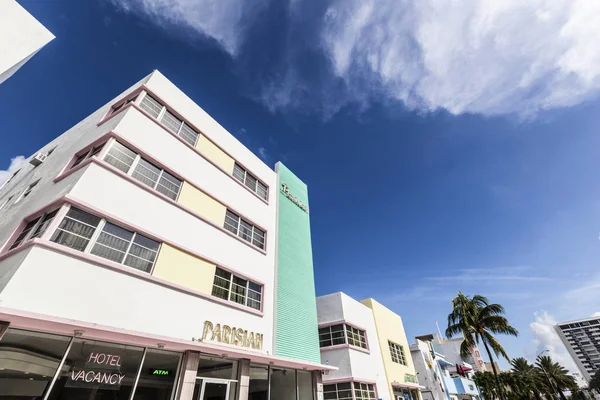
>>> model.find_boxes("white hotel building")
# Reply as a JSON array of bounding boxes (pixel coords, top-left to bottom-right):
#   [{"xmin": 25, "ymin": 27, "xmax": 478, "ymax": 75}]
[
  {"xmin": 0, "ymin": 71, "xmax": 332, "ymax": 400},
  {"xmin": 0, "ymin": 0, "xmax": 54, "ymax": 84},
  {"xmin": 556, "ymin": 316, "xmax": 600, "ymax": 381}
]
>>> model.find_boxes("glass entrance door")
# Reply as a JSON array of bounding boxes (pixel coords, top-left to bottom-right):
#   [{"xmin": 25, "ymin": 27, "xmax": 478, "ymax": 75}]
[{"xmin": 197, "ymin": 379, "xmax": 230, "ymax": 400}]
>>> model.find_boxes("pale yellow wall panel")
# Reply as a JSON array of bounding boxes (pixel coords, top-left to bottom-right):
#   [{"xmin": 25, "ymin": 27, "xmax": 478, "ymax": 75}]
[
  {"xmin": 361, "ymin": 298, "xmax": 419, "ymax": 399},
  {"xmin": 196, "ymin": 134, "xmax": 235, "ymax": 174},
  {"xmin": 177, "ymin": 181, "xmax": 227, "ymax": 226},
  {"xmin": 153, "ymin": 243, "xmax": 216, "ymax": 294}
]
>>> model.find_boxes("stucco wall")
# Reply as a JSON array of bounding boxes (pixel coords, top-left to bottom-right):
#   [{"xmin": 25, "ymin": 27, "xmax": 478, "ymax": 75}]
[{"xmin": 0, "ymin": 0, "xmax": 54, "ymax": 83}]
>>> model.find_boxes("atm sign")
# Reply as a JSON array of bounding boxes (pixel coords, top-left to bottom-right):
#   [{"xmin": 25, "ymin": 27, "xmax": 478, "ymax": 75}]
[{"xmin": 150, "ymin": 369, "xmax": 171, "ymax": 376}]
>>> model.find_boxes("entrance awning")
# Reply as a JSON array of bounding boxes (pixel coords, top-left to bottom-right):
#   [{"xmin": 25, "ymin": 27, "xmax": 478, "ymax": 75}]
[
  {"xmin": 391, "ymin": 381, "xmax": 427, "ymax": 390},
  {"xmin": 0, "ymin": 307, "xmax": 337, "ymax": 372}
]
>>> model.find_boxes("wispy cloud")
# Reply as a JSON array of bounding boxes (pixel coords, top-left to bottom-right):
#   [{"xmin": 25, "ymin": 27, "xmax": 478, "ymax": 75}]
[
  {"xmin": 108, "ymin": 0, "xmax": 268, "ymax": 55},
  {"xmin": 528, "ymin": 311, "xmax": 578, "ymax": 372},
  {"xmin": 0, "ymin": 155, "xmax": 26, "ymax": 186},
  {"xmin": 320, "ymin": 0, "xmax": 600, "ymax": 117},
  {"xmin": 108, "ymin": 0, "xmax": 600, "ymax": 118}
]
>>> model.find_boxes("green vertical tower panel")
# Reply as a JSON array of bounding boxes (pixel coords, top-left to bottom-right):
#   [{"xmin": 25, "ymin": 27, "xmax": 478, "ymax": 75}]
[{"xmin": 274, "ymin": 162, "xmax": 320, "ymax": 363}]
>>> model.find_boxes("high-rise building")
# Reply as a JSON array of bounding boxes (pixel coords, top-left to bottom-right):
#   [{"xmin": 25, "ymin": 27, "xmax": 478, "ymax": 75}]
[
  {"xmin": 0, "ymin": 0, "xmax": 54, "ymax": 84},
  {"xmin": 556, "ymin": 317, "xmax": 600, "ymax": 381},
  {"xmin": 0, "ymin": 70, "xmax": 333, "ymax": 400}
]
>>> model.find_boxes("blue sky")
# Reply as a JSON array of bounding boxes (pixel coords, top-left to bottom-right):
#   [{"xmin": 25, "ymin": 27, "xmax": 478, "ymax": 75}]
[{"xmin": 2, "ymin": 0, "xmax": 600, "ymax": 371}]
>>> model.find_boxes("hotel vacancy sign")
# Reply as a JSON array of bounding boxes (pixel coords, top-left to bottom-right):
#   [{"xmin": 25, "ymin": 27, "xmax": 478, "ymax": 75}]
[
  {"xmin": 66, "ymin": 351, "xmax": 126, "ymax": 390},
  {"xmin": 280, "ymin": 183, "xmax": 308, "ymax": 213},
  {"xmin": 194, "ymin": 321, "xmax": 264, "ymax": 350}
]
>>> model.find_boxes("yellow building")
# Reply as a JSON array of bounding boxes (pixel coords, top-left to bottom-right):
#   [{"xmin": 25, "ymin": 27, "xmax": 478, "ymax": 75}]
[{"xmin": 361, "ymin": 298, "xmax": 424, "ymax": 400}]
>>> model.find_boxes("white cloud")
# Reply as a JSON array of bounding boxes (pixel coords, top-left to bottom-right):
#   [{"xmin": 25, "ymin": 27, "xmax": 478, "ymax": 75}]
[
  {"xmin": 108, "ymin": 0, "xmax": 267, "ymax": 55},
  {"xmin": 0, "ymin": 156, "xmax": 26, "ymax": 186},
  {"xmin": 529, "ymin": 311, "xmax": 577, "ymax": 372},
  {"xmin": 257, "ymin": 147, "xmax": 269, "ymax": 162},
  {"xmin": 320, "ymin": 0, "xmax": 600, "ymax": 116},
  {"xmin": 593, "ymin": 312, "xmax": 600, "ymax": 317}
]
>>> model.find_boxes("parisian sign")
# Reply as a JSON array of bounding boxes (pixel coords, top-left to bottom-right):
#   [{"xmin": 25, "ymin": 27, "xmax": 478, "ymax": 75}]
[
  {"xmin": 280, "ymin": 183, "xmax": 309, "ymax": 213},
  {"xmin": 195, "ymin": 321, "xmax": 264, "ymax": 350}
]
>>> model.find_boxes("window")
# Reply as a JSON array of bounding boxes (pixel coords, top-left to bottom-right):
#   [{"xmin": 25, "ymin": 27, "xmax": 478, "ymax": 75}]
[
  {"xmin": 211, "ymin": 267, "xmax": 262, "ymax": 310},
  {"xmin": 0, "ymin": 169, "xmax": 20, "ymax": 190},
  {"xmin": 71, "ymin": 142, "xmax": 106, "ymax": 169},
  {"xmin": 0, "ymin": 195, "xmax": 13, "ymax": 211},
  {"xmin": 389, "ymin": 341, "xmax": 406, "ymax": 365},
  {"xmin": 232, "ymin": 163, "xmax": 268, "ymax": 201},
  {"xmin": 103, "ymin": 141, "xmax": 182, "ymax": 200},
  {"xmin": 354, "ymin": 382, "xmax": 376, "ymax": 400},
  {"xmin": 16, "ymin": 179, "xmax": 40, "ymax": 203},
  {"xmin": 324, "ymin": 382, "xmax": 353, "ymax": 400},
  {"xmin": 346, "ymin": 325, "xmax": 367, "ymax": 348},
  {"xmin": 50, "ymin": 206, "xmax": 160, "ymax": 273},
  {"xmin": 139, "ymin": 93, "xmax": 199, "ymax": 146},
  {"xmin": 319, "ymin": 324, "xmax": 367, "ymax": 349},
  {"xmin": 223, "ymin": 210, "xmax": 265, "ymax": 250},
  {"xmin": 110, "ymin": 94, "xmax": 138, "ymax": 114}
]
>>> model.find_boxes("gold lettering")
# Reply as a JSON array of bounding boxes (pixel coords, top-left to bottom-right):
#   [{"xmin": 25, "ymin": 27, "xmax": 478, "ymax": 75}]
[
  {"xmin": 223, "ymin": 325, "xmax": 232, "ymax": 344},
  {"xmin": 212, "ymin": 324, "xmax": 222, "ymax": 342},
  {"xmin": 202, "ymin": 321, "xmax": 214, "ymax": 341},
  {"xmin": 235, "ymin": 328, "xmax": 244, "ymax": 345},
  {"xmin": 243, "ymin": 330, "xmax": 248, "ymax": 347},
  {"xmin": 248, "ymin": 332, "xmax": 255, "ymax": 349},
  {"xmin": 254, "ymin": 334, "xmax": 263, "ymax": 350}
]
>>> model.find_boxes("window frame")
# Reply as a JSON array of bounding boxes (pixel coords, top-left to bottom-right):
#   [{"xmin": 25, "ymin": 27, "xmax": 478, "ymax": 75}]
[
  {"xmin": 102, "ymin": 140, "xmax": 183, "ymax": 201},
  {"xmin": 7, "ymin": 208, "xmax": 60, "ymax": 250},
  {"xmin": 388, "ymin": 340, "xmax": 407, "ymax": 365},
  {"xmin": 69, "ymin": 141, "xmax": 107, "ymax": 170},
  {"xmin": 323, "ymin": 382, "xmax": 353, "ymax": 400},
  {"xmin": 0, "ymin": 195, "xmax": 13, "ymax": 212},
  {"xmin": 211, "ymin": 266, "xmax": 263, "ymax": 311},
  {"xmin": 15, "ymin": 179, "xmax": 40, "ymax": 203},
  {"xmin": 49, "ymin": 205, "xmax": 162, "ymax": 273},
  {"xmin": 0, "ymin": 169, "xmax": 20, "ymax": 190},
  {"xmin": 319, "ymin": 323, "xmax": 368, "ymax": 350},
  {"xmin": 353, "ymin": 382, "xmax": 376, "ymax": 400},
  {"xmin": 232, "ymin": 162, "xmax": 269, "ymax": 201},
  {"xmin": 139, "ymin": 92, "xmax": 199, "ymax": 147},
  {"xmin": 223, "ymin": 209, "xmax": 266, "ymax": 250}
]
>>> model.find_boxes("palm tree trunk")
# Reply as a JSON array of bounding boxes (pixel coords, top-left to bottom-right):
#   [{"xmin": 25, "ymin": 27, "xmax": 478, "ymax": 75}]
[{"xmin": 481, "ymin": 340, "xmax": 506, "ymax": 400}]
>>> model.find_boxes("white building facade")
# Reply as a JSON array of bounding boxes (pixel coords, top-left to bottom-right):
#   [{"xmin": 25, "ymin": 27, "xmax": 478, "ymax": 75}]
[
  {"xmin": 316, "ymin": 293, "xmax": 389, "ymax": 400},
  {"xmin": 0, "ymin": 71, "xmax": 330, "ymax": 400},
  {"xmin": 410, "ymin": 335, "xmax": 480, "ymax": 400},
  {"xmin": 556, "ymin": 317, "xmax": 600, "ymax": 381},
  {"xmin": 0, "ymin": 0, "xmax": 54, "ymax": 84}
]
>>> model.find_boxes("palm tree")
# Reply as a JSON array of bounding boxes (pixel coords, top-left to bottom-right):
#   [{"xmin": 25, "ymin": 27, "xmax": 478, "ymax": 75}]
[
  {"xmin": 590, "ymin": 369, "xmax": 600, "ymax": 393},
  {"xmin": 510, "ymin": 357, "xmax": 541, "ymax": 400},
  {"xmin": 474, "ymin": 371, "xmax": 498, "ymax": 400},
  {"xmin": 446, "ymin": 292, "xmax": 519, "ymax": 400},
  {"xmin": 535, "ymin": 355, "xmax": 577, "ymax": 400}
]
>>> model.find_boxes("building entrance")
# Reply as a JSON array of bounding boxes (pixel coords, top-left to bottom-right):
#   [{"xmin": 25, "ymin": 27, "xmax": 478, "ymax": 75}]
[{"xmin": 196, "ymin": 378, "xmax": 231, "ymax": 400}]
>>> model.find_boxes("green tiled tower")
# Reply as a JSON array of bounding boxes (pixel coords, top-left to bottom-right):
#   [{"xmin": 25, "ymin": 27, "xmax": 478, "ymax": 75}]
[{"xmin": 274, "ymin": 162, "xmax": 320, "ymax": 363}]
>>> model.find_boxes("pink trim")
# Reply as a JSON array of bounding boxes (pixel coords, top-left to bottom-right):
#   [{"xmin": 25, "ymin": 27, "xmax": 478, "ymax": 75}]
[
  {"xmin": 320, "ymin": 343, "xmax": 370, "ymax": 355},
  {"xmin": 0, "ymin": 196, "xmax": 268, "ymax": 309},
  {"xmin": 63, "ymin": 195, "xmax": 266, "ymax": 286},
  {"xmin": 98, "ymin": 87, "xmax": 270, "ymax": 205},
  {"xmin": 318, "ymin": 320, "xmax": 371, "ymax": 351},
  {"xmin": 0, "ymin": 220, "xmax": 27, "ymax": 254},
  {"xmin": 56, "ymin": 157, "xmax": 267, "ymax": 255},
  {"xmin": 318, "ymin": 319, "xmax": 368, "ymax": 332},
  {"xmin": 0, "ymin": 307, "xmax": 337, "ymax": 371},
  {"xmin": 96, "ymin": 88, "xmax": 145, "ymax": 126},
  {"xmin": 54, "ymin": 133, "xmax": 268, "ymax": 255},
  {"xmin": 107, "ymin": 132, "xmax": 268, "ymax": 235},
  {"xmin": 30, "ymin": 239, "xmax": 264, "ymax": 316},
  {"xmin": 323, "ymin": 378, "xmax": 378, "ymax": 385}
]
